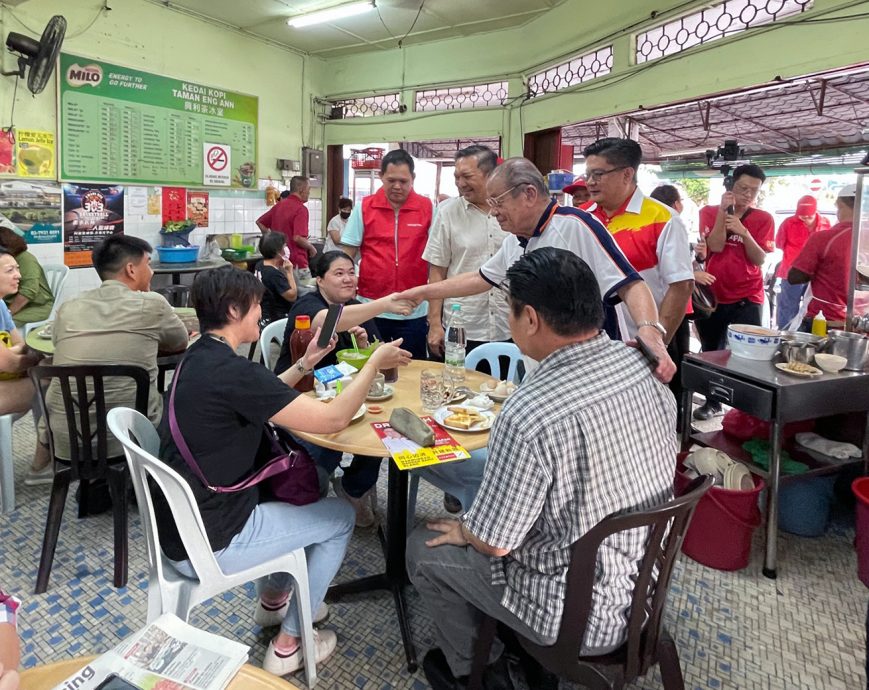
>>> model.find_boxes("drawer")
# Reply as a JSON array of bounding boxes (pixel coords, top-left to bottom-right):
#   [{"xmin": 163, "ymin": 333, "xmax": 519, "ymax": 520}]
[{"xmin": 683, "ymin": 365, "xmax": 775, "ymax": 419}]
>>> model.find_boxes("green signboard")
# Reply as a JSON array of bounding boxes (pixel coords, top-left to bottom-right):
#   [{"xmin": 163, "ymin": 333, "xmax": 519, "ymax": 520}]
[{"xmin": 59, "ymin": 53, "xmax": 258, "ymax": 188}]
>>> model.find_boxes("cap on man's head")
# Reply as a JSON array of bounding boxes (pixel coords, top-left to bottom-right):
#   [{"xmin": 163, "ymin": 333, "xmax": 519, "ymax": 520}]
[
  {"xmin": 838, "ymin": 184, "xmax": 857, "ymax": 199},
  {"xmin": 796, "ymin": 195, "xmax": 817, "ymax": 216},
  {"xmin": 562, "ymin": 178, "xmax": 588, "ymax": 195}
]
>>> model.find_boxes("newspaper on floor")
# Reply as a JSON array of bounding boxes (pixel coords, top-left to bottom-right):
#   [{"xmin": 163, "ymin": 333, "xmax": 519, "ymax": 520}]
[{"xmin": 51, "ymin": 613, "xmax": 249, "ymax": 690}]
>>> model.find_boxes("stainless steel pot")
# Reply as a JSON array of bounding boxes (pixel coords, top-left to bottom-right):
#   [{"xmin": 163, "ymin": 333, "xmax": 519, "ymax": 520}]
[
  {"xmin": 778, "ymin": 332, "xmax": 826, "ymax": 364},
  {"xmin": 827, "ymin": 330, "xmax": 869, "ymax": 371}
]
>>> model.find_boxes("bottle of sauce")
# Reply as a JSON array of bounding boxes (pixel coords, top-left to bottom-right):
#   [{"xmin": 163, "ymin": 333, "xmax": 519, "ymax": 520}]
[
  {"xmin": 289, "ymin": 315, "xmax": 315, "ymax": 392},
  {"xmin": 811, "ymin": 310, "xmax": 827, "ymax": 337}
]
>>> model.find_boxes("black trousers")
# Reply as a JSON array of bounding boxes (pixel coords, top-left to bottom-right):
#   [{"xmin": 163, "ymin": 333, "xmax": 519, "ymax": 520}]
[
  {"xmin": 667, "ymin": 318, "xmax": 691, "ymax": 432},
  {"xmin": 694, "ymin": 300, "xmax": 763, "ymax": 352}
]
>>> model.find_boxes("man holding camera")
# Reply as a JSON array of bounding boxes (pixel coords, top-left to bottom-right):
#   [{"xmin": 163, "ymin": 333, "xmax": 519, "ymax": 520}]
[{"xmin": 694, "ymin": 163, "xmax": 775, "ymax": 420}]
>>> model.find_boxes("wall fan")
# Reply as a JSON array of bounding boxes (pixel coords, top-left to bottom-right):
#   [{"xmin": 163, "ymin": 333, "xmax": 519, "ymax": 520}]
[{"xmin": 2, "ymin": 15, "xmax": 67, "ymax": 95}]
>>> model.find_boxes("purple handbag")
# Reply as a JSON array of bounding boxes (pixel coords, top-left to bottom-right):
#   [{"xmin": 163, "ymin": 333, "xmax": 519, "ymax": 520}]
[{"xmin": 168, "ymin": 359, "xmax": 320, "ymax": 506}]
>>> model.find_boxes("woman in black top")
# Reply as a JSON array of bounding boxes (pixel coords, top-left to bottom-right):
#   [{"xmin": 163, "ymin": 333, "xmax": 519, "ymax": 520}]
[
  {"xmin": 254, "ymin": 231, "xmax": 297, "ymax": 324},
  {"xmin": 156, "ymin": 265, "xmax": 410, "ymax": 678}
]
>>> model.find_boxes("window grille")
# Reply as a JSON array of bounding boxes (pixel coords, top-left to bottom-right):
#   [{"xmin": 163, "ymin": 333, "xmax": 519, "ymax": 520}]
[
  {"xmin": 528, "ymin": 46, "xmax": 613, "ymax": 98},
  {"xmin": 329, "ymin": 93, "xmax": 401, "ymax": 119},
  {"xmin": 414, "ymin": 81, "xmax": 509, "ymax": 112},
  {"xmin": 636, "ymin": 0, "xmax": 814, "ymax": 64}
]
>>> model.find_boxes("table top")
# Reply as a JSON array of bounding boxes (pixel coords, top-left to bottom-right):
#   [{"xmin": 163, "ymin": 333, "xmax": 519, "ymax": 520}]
[
  {"xmin": 294, "ymin": 360, "xmax": 500, "ymax": 457},
  {"xmin": 18, "ymin": 655, "xmax": 301, "ymax": 689},
  {"xmin": 152, "ymin": 259, "xmax": 226, "ymax": 274}
]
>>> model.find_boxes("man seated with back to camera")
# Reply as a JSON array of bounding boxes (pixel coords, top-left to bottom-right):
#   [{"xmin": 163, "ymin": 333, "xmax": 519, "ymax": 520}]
[{"xmin": 406, "ymin": 247, "xmax": 677, "ymax": 690}]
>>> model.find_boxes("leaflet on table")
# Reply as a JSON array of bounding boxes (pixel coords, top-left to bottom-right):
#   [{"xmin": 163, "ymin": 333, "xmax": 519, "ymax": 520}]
[
  {"xmin": 51, "ymin": 613, "xmax": 248, "ymax": 690},
  {"xmin": 372, "ymin": 418, "xmax": 470, "ymax": 470}
]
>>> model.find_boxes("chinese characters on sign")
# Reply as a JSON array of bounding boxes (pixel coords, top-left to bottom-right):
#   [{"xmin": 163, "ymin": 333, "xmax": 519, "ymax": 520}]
[{"xmin": 62, "ymin": 183, "xmax": 125, "ymax": 268}]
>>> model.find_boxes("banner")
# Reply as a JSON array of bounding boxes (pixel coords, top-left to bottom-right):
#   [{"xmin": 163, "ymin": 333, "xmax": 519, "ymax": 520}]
[
  {"xmin": 186, "ymin": 191, "xmax": 209, "ymax": 227},
  {"xmin": 16, "ymin": 130, "xmax": 55, "ymax": 179},
  {"xmin": 62, "ymin": 183, "xmax": 125, "ymax": 268},
  {"xmin": 0, "ymin": 181, "xmax": 62, "ymax": 244}
]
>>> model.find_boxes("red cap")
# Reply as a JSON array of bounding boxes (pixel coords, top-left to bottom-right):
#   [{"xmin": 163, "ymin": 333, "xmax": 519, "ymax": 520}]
[
  {"xmin": 562, "ymin": 178, "xmax": 588, "ymax": 195},
  {"xmin": 796, "ymin": 195, "xmax": 817, "ymax": 216}
]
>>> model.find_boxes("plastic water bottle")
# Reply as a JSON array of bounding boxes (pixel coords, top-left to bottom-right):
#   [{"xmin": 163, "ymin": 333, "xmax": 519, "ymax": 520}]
[{"xmin": 444, "ymin": 304, "xmax": 466, "ymax": 386}]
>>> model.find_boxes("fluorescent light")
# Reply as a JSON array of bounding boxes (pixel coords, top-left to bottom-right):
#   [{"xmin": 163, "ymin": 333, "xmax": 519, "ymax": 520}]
[{"xmin": 288, "ymin": 1, "xmax": 375, "ymax": 28}]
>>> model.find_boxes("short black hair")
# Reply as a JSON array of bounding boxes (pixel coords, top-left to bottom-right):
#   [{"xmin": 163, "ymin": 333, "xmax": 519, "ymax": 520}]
[
  {"xmin": 279, "ymin": 190, "xmax": 291, "ymax": 200},
  {"xmin": 289, "ymin": 176, "xmax": 309, "ymax": 193},
  {"xmin": 506, "ymin": 247, "xmax": 603, "ymax": 336},
  {"xmin": 337, "ymin": 196, "xmax": 353, "ymax": 209},
  {"xmin": 582, "ymin": 137, "xmax": 643, "ymax": 170},
  {"xmin": 0, "ymin": 227, "xmax": 26, "ymax": 255},
  {"xmin": 92, "ymin": 235, "xmax": 152, "ymax": 281},
  {"xmin": 455, "ymin": 144, "xmax": 498, "ymax": 175},
  {"xmin": 650, "ymin": 184, "xmax": 681, "ymax": 209},
  {"xmin": 311, "ymin": 250, "xmax": 354, "ymax": 278},
  {"xmin": 733, "ymin": 163, "xmax": 766, "ymax": 184},
  {"xmin": 380, "ymin": 149, "xmax": 415, "ymax": 175},
  {"xmin": 192, "ymin": 265, "xmax": 264, "ymax": 333},
  {"xmin": 258, "ymin": 231, "xmax": 286, "ymax": 259}
]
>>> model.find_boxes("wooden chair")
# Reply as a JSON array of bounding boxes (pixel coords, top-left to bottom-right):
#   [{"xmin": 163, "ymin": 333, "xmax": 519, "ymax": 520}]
[
  {"xmin": 29, "ymin": 364, "xmax": 149, "ymax": 594},
  {"xmin": 468, "ymin": 475, "xmax": 714, "ymax": 690}
]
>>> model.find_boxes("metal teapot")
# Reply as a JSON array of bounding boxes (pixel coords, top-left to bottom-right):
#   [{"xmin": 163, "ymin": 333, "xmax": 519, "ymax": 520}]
[{"xmin": 778, "ymin": 331, "xmax": 826, "ymax": 364}]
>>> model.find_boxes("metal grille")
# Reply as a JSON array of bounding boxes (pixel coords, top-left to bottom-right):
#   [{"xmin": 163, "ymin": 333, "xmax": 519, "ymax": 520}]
[
  {"xmin": 636, "ymin": 0, "xmax": 814, "ymax": 64},
  {"xmin": 329, "ymin": 93, "xmax": 401, "ymax": 119},
  {"xmin": 528, "ymin": 46, "xmax": 613, "ymax": 98},
  {"xmin": 414, "ymin": 81, "xmax": 509, "ymax": 112}
]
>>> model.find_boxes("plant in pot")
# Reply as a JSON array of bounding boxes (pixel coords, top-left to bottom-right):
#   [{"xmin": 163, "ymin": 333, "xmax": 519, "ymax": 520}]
[{"xmin": 160, "ymin": 219, "xmax": 198, "ymax": 247}]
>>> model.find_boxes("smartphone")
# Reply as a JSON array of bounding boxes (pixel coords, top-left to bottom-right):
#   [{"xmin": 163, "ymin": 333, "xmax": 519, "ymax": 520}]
[
  {"xmin": 94, "ymin": 674, "xmax": 143, "ymax": 690},
  {"xmin": 317, "ymin": 303, "xmax": 344, "ymax": 348},
  {"xmin": 636, "ymin": 335, "xmax": 660, "ymax": 368}
]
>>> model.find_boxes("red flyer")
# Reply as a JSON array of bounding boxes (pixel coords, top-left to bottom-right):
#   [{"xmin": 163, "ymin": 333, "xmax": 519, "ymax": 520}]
[
  {"xmin": 162, "ymin": 187, "xmax": 186, "ymax": 225},
  {"xmin": 371, "ymin": 417, "xmax": 470, "ymax": 470}
]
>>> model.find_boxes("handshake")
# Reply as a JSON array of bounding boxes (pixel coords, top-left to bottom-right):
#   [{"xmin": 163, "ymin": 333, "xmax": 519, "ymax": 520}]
[{"xmin": 381, "ymin": 287, "xmax": 427, "ymax": 317}]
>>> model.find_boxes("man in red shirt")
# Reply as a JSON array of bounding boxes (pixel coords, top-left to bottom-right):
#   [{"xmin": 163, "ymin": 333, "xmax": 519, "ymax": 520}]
[
  {"xmin": 562, "ymin": 177, "xmax": 590, "ymax": 207},
  {"xmin": 787, "ymin": 184, "xmax": 856, "ymax": 331},
  {"xmin": 256, "ymin": 176, "xmax": 316, "ymax": 281},
  {"xmin": 694, "ymin": 164, "xmax": 775, "ymax": 420},
  {"xmin": 775, "ymin": 195, "xmax": 830, "ymax": 328}
]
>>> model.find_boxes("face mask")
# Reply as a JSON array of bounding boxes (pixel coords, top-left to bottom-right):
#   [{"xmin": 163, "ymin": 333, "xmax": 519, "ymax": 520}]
[{"xmin": 340, "ymin": 211, "xmax": 351, "ymax": 219}]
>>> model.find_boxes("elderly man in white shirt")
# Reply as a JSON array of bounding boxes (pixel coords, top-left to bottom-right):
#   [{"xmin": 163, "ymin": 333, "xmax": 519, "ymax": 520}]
[{"xmin": 424, "ymin": 145, "xmax": 510, "ymax": 357}]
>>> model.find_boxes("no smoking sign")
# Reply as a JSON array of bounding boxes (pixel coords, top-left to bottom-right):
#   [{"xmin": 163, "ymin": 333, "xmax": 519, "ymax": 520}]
[{"xmin": 203, "ymin": 142, "xmax": 231, "ymax": 186}]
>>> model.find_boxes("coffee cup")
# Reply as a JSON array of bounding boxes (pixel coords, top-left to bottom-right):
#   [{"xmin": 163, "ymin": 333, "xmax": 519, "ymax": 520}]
[{"xmin": 369, "ymin": 372, "xmax": 386, "ymax": 397}]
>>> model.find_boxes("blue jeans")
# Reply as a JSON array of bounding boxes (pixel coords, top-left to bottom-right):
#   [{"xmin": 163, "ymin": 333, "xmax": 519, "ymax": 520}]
[
  {"xmin": 294, "ymin": 437, "xmax": 383, "ymax": 499},
  {"xmin": 170, "ymin": 499, "xmax": 354, "ymax": 637},
  {"xmin": 375, "ymin": 316, "xmax": 428, "ymax": 360},
  {"xmin": 776, "ymin": 278, "xmax": 807, "ymax": 329},
  {"xmin": 414, "ymin": 448, "xmax": 487, "ymax": 510}
]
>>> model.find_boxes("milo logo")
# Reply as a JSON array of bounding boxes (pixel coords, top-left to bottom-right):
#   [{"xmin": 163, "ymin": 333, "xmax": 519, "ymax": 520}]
[{"xmin": 67, "ymin": 63, "xmax": 102, "ymax": 87}]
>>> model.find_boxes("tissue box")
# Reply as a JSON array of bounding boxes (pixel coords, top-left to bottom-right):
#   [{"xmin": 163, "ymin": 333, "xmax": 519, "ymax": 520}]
[{"xmin": 314, "ymin": 365, "xmax": 344, "ymax": 385}]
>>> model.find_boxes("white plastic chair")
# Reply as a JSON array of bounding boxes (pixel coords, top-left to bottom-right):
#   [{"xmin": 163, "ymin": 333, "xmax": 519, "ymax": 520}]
[
  {"xmin": 0, "ymin": 411, "xmax": 27, "ymax": 514},
  {"xmin": 259, "ymin": 318, "xmax": 288, "ymax": 371},
  {"xmin": 23, "ymin": 264, "xmax": 70, "ymax": 337},
  {"xmin": 407, "ymin": 342, "xmax": 525, "ymax": 527},
  {"xmin": 106, "ymin": 408, "xmax": 320, "ymax": 687}
]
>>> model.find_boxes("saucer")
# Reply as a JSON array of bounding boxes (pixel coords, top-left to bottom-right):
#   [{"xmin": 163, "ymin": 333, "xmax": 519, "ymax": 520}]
[{"xmin": 366, "ymin": 385, "xmax": 395, "ymax": 402}]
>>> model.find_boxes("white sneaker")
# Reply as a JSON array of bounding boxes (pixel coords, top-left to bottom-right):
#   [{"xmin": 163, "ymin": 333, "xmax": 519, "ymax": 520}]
[
  {"xmin": 24, "ymin": 464, "xmax": 54, "ymax": 486},
  {"xmin": 254, "ymin": 597, "xmax": 329, "ymax": 627},
  {"xmin": 262, "ymin": 629, "xmax": 337, "ymax": 677}
]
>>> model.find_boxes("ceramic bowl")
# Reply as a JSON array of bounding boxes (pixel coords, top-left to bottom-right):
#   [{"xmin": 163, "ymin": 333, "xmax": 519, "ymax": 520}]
[
  {"xmin": 726, "ymin": 324, "xmax": 781, "ymax": 361},
  {"xmin": 814, "ymin": 353, "xmax": 847, "ymax": 373}
]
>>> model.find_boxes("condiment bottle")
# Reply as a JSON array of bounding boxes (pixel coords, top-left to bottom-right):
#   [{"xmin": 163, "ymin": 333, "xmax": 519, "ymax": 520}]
[
  {"xmin": 289, "ymin": 315, "xmax": 315, "ymax": 392},
  {"xmin": 811, "ymin": 310, "xmax": 827, "ymax": 337}
]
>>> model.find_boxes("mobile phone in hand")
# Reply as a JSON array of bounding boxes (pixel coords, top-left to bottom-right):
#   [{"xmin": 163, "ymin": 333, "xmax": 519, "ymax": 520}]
[
  {"xmin": 636, "ymin": 335, "xmax": 660, "ymax": 368},
  {"xmin": 317, "ymin": 303, "xmax": 344, "ymax": 348},
  {"xmin": 94, "ymin": 674, "xmax": 143, "ymax": 690}
]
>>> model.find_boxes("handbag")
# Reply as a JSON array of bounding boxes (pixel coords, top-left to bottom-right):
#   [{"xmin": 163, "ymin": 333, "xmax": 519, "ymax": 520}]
[
  {"xmin": 691, "ymin": 282, "xmax": 717, "ymax": 319},
  {"xmin": 168, "ymin": 358, "xmax": 320, "ymax": 506}
]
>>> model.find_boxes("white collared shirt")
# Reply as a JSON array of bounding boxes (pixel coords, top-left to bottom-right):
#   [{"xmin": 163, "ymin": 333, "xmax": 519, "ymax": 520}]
[{"xmin": 422, "ymin": 196, "xmax": 510, "ymax": 342}]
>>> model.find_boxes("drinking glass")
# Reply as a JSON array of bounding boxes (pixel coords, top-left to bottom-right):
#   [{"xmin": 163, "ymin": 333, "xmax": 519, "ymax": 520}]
[{"xmin": 420, "ymin": 368, "xmax": 449, "ymax": 413}]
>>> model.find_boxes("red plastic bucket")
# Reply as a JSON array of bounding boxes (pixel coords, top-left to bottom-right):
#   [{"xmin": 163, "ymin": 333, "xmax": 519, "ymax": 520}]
[
  {"xmin": 675, "ymin": 455, "xmax": 764, "ymax": 571},
  {"xmin": 851, "ymin": 478, "xmax": 869, "ymax": 588}
]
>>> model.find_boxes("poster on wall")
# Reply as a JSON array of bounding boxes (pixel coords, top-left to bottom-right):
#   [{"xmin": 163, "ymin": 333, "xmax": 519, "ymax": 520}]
[
  {"xmin": 16, "ymin": 130, "xmax": 55, "ymax": 179},
  {"xmin": 162, "ymin": 187, "xmax": 186, "ymax": 224},
  {"xmin": 62, "ymin": 183, "xmax": 125, "ymax": 268},
  {"xmin": 0, "ymin": 129, "xmax": 15, "ymax": 175},
  {"xmin": 186, "ymin": 191, "xmax": 209, "ymax": 227},
  {"xmin": 0, "ymin": 181, "xmax": 62, "ymax": 244},
  {"xmin": 59, "ymin": 53, "xmax": 258, "ymax": 188}
]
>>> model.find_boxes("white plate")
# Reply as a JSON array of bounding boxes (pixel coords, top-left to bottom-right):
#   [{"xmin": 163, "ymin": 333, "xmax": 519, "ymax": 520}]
[
  {"xmin": 351, "ymin": 404, "xmax": 367, "ymax": 422},
  {"xmin": 775, "ymin": 362, "xmax": 822, "ymax": 378},
  {"xmin": 479, "ymin": 382, "xmax": 515, "ymax": 403},
  {"xmin": 366, "ymin": 385, "xmax": 395, "ymax": 402},
  {"xmin": 36, "ymin": 324, "xmax": 52, "ymax": 339},
  {"xmin": 434, "ymin": 406, "xmax": 496, "ymax": 432}
]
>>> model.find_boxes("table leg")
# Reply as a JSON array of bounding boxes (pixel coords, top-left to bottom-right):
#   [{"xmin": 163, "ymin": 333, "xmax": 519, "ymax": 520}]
[
  {"xmin": 862, "ymin": 412, "xmax": 869, "ymax": 476},
  {"xmin": 763, "ymin": 419, "xmax": 782, "ymax": 579},
  {"xmin": 680, "ymin": 387, "xmax": 693, "ymax": 452},
  {"xmin": 172, "ymin": 272, "xmax": 181, "ymax": 286}
]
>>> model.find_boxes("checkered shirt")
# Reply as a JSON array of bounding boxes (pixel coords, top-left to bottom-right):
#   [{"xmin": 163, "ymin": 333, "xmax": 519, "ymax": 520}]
[{"xmin": 463, "ymin": 333, "xmax": 677, "ymax": 648}]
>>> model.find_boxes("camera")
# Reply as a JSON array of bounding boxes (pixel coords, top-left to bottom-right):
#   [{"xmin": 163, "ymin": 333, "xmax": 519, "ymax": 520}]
[{"xmin": 706, "ymin": 140, "xmax": 750, "ymax": 214}]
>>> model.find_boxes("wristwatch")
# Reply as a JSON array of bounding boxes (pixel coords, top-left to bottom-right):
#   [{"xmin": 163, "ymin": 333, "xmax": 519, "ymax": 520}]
[
  {"xmin": 636, "ymin": 320, "xmax": 667, "ymax": 337},
  {"xmin": 295, "ymin": 359, "xmax": 313, "ymax": 375}
]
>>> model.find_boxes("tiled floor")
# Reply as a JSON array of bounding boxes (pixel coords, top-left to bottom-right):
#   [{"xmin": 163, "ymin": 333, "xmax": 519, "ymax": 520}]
[{"xmin": 3, "ymin": 412, "xmax": 867, "ymax": 689}]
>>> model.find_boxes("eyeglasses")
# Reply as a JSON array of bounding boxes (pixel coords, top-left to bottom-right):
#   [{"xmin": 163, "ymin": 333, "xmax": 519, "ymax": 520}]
[
  {"xmin": 732, "ymin": 182, "xmax": 760, "ymax": 198},
  {"xmin": 486, "ymin": 184, "xmax": 523, "ymax": 209},
  {"xmin": 585, "ymin": 166, "xmax": 627, "ymax": 183}
]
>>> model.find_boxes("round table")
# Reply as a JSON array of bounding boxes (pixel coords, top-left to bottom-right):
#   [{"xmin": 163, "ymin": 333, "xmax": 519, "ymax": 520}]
[
  {"xmin": 152, "ymin": 259, "xmax": 226, "ymax": 285},
  {"xmin": 296, "ymin": 359, "xmax": 499, "ymax": 674},
  {"xmin": 19, "ymin": 655, "xmax": 301, "ymax": 689},
  {"xmin": 294, "ymin": 360, "xmax": 498, "ymax": 455}
]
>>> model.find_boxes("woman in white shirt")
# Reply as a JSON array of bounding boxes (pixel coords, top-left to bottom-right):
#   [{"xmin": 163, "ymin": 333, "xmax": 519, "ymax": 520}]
[{"xmin": 324, "ymin": 197, "xmax": 353, "ymax": 253}]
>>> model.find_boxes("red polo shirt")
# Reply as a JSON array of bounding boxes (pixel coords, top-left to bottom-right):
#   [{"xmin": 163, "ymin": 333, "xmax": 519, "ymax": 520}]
[
  {"xmin": 775, "ymin": 214, "xmax": 831, "ymax": 277},
  {"xmin": 699, "ymin": 205, "xmax": 774, "ymax": 304},
  {"xmin": 790, "ymin": 221, "xmax": 852, "ymax": 321},
  {"xmin": 257, "ymin": 195, "xmax": 310, "ymax": 268}
]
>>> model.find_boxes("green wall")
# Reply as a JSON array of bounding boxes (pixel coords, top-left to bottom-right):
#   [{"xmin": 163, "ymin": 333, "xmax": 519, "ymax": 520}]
[{"xmin": 0, "ymin": 0, "xmax": 322, "ymax": 179}]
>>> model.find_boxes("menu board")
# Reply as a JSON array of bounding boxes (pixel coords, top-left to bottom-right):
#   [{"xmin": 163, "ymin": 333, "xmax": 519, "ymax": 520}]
[{"xmin": 59, "ymin": 53, "xmax": 258, "ymax": 188}]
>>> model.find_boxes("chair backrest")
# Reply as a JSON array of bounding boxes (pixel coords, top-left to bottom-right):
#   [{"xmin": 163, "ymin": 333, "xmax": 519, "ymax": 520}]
[
  {"xmin": 154, "ymin": 285, "xmax": 191, "ymax": 308},
  {"xmin": 30, "ymin": 364, "xmax": 150, "ymax": 479},
  {"xmin": 552, "ymin": 475, "xmax": 713, "ymax": 680},
  {"xmin": 464, "ymin": 342, "xmax": 524, "ymax": 383},
  {"xmin": 106, "ymin": 407, "xmax": 230, "ymax": 586},
  {"xmin": 259, "ymin": 318, "xmax": 288, "ymax": 371},
  {"xmin": 42, "ymin": 264, "xmax": 69, "ymax": 318}
]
